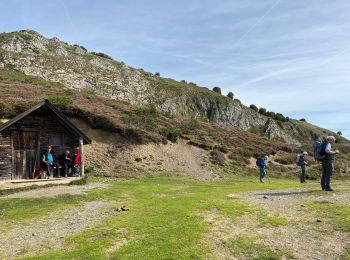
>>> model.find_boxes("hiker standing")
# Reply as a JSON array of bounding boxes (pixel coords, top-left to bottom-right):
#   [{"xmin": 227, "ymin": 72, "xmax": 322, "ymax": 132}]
[
  {"xmin": 320, "ymin": 136, "xmax": 338, "ymax": 191},
  {"xmin": 257, "ymin": 155, "xmax": 268, "ymax": 183},
  {"xmin": 298, "ymin": 152, "xmax": 308, "ymax": 183}
]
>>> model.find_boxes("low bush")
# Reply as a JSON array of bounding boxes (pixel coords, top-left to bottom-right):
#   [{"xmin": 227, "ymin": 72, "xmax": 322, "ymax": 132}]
[
  {"xmin": 162, "ymin": 127, "xmax": 181, "ymax": 143},
  {"xmin": 48, "ymin": 95, "xmax": 73, "ymax": 106}
]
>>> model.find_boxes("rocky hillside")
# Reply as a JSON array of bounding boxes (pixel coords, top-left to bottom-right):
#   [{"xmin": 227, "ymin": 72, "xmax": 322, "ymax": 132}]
[{"xmin": 0, "ymin": 30, "xmax": 346, "ymax": 147}]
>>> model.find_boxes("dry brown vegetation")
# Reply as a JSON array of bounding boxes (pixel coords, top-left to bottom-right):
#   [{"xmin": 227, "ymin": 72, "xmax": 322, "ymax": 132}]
[{"xmin": 1, "ymin": 83, "xmax": 349, "ymax": 178}]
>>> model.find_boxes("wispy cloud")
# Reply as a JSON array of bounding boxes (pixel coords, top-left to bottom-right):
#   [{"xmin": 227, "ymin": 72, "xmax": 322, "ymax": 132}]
[{"xmin": 1, "ymin": 0, "xmax": 350, "ymax": 137}]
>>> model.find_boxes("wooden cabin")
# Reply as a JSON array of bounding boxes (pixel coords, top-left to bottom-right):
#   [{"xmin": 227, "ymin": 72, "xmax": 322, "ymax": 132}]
[{"xmin": 0, "ymin": 100, "xmax": 91, "ymax": 181}]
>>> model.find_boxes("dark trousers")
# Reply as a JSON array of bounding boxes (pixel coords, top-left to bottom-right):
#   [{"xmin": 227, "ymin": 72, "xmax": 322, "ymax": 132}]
[
  {"xmin": 64, "ymin": 163, "xmax": 73, "ymax": 176},
  {"xmin": 300, "ymin": 165, "xmax": 306, "ymax": 183},
  {"xmin": 321, "ymin": 159, "xmax": 333, "ymax": 189}
]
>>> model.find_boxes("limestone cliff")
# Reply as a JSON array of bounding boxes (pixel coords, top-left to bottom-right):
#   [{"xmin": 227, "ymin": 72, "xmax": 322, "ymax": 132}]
[{"xmin": 0, "ymin": 30, "xmax": 337, "ymax": 146}]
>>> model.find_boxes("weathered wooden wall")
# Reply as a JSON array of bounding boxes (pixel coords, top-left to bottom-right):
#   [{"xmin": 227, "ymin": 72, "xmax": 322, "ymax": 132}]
[
  {"xmin": 0, "ymin": 106, "xmax": 80, "ymax": 180},
  {"xmin": 0, "ymin": 132, "xmax": 12, "ymax": 180}
]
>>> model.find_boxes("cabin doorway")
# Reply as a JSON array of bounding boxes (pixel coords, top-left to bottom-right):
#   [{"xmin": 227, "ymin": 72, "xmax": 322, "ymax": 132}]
[{"xmin": 12, "ymin": 131, "xmax": 39, "ymax": 179}]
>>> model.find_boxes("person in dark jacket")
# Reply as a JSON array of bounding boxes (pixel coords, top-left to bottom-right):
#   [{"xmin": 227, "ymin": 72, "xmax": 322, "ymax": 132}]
[
  {"xmin": 299, "ymin": 151, "xmax": 308, "ymax": 183},
  {"xmin": 59, "ymin": 150, "xmax": 73, "ymax": 177},
  {"xmin": 320, "ymin": 136, "xmax": 339, "ymax": 191}
]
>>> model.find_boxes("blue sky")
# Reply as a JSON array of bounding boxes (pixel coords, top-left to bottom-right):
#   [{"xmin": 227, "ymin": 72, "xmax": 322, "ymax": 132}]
[{"xmin": 1, "ymin": 0, "xmax": 350, "ymax": 138}]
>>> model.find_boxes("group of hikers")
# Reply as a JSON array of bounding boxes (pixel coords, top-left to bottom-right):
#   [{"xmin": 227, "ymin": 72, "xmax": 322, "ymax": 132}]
[
  {"xmin": 41, "ymin": 145, "xmax": 81, "ymax": 178},
  {"xmin": 256, "ymin": 136, "xmax": 339, "ymax": 191}
]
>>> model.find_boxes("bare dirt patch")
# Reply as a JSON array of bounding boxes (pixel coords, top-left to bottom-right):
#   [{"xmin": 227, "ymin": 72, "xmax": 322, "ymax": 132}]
[
  {"xmin": 0, "ymin": 183, "xmax": 108, "ymax": 199},
  {"xmin": 84, "ymin": 135, "xmax": 217, "ymax": 179},
  {"xmin": 0, "ymin": 200, "xmax": 116, "ymax": 259},
  {"xmin": 224, "ymin": 186, "xmax": 350, "ymax": 259},
  {"xmin": 204, "ymin": 185, "xmax": 350, "ymax": 259}
]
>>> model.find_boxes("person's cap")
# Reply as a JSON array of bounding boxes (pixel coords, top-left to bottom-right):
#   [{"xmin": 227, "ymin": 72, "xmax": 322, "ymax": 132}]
[
  {"xmin": 303, "ymin": 151, "xmax": 308, "ymax": 155},
  {"xmin": 326, "ymin": 136, "xmax": 336, "ymax": 142}
]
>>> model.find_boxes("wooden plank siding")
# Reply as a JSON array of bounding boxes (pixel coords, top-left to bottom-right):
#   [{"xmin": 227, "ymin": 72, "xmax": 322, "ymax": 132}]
[
  {"xmin": 0, "ymin": 106, "xmax": 81, "ymax": 180},
  {"xmin": 0, "ymin": 132, "xmax": 12, "ymax": 180}
]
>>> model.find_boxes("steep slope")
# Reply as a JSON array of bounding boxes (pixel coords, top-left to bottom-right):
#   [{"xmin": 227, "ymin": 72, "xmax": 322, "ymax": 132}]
[{"xmin": 0, "ymin": 30, "xmax": 347, "ymax": 148}]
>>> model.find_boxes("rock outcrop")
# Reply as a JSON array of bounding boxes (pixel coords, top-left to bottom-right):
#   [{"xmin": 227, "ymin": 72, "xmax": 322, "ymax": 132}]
[{"xmin": 0, "ymin": 30, "xmax": 330, "ymax": 146}]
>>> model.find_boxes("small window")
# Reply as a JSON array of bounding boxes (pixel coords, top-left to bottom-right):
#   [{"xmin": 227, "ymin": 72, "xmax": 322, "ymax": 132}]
[{"xmin": 49, "ymin": 134, "xmax": 63, "ymax": 146}]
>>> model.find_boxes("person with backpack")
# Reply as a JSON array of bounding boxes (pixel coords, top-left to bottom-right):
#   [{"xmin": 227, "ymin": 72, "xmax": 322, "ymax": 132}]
[
  {"xmin": 298, "ymin": 151, "xmax": 308, "ymax": 183},
  {"xmin": 319, "ymin": 136, "xmax": 339, "ymax": 191},
  {"xmin": 257, "ymin": 155, "xmax": 268, "ymax": 183}
]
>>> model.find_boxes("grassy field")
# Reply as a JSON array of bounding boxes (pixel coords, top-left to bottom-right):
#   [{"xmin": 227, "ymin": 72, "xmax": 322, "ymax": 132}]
[{"xmin": 1, "ymin": 176, "xmax": 350, "ymax": 259}]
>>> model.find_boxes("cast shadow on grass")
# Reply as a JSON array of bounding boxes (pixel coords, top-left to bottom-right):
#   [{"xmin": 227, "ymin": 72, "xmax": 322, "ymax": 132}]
[{"xmin": 256, "ymin": 190, "xmax": 320, "ymax": 197}]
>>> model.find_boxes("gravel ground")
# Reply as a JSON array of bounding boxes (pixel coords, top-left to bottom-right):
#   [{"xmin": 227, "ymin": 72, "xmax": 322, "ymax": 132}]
[
  {"xmin": 0, "ymin": 200, "xmax": 116, "ymax": 259},
  {"xmin": 205, "ymin": 184, "xmax": 350, "ymax": 260},
  {"xmin": 0, "ymin": 183, "xmax": 109, "ymax": 199}
]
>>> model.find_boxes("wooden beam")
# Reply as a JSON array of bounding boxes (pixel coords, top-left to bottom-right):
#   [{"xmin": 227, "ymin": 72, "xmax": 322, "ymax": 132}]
[
  {"xmin": 79, "ymin": 137, "xmax": 84, "ymax": 177},
  {"xmin": 0, "ymin": 145, "xmax": 10, "ymax": 147}
]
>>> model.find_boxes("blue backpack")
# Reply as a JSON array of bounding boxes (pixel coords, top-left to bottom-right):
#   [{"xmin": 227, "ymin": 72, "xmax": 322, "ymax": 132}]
[
  {"xmin": 313, "ymin": 141, "xmax": 326, "ymax": 161},
  {"xmin": 256, "ymin": 157, "xmax": 264, "ymax": 167}
]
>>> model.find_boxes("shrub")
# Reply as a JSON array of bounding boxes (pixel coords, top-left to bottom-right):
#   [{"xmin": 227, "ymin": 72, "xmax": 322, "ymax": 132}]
[
  {"xmin": 155, "ymin": 72, "xmax": 160, "ymax": 76},
  {"xmin": 47, "ymin": 95, "xmax": 73, "ymax": 106},
  {"xmin": 275, "ymin": 113, "xmax": 287, "ymax": 122},
  {"xmin": 82, "ymin": 88, "xmax": 96, "ymax": 96},
  {"xmin": 210, "ymin": 150, "xmax": 226, "ymax": 165},
  {"xmin": 122, "ymin": 105, "xmax": 160, "ymax": 128},
  {"xmin": 337, "ymin": 131, "xmax": 343, "ymax": 136},
  {"xmin": 162, "ymin": 127, "xmax": 181, "ymax": 143},
  {"xmin": 299, "ymin": 118, "xmax": 306, "ymax": 122},
  {"xmin": 227, "ymin": 92, "xmax": 234, "ymax": 99},
  {"xmin": 212, "ymin": 86, "xmax": 222, "ymax": 94},
  {"xmin": 250, "ymin": 104, "xmax": 258, "ymax": 112},
  {"xmin": 91, "ymin": 52, "xmax": 113, "ymax": 60},
  {"xmin": 135, "ymin": 104, "xmax": 160, "ymax": 117},
  {"xmin": 258, "ymin": 107, "xmax": 267, "ymax": 115},
  {"xmin": 219, "ymin": 145, "xmax": 229, "ymax": 153},
  {"xmin": 234, "ymin": 99, "xmax": 241, "ymax": 104},
  {"xmin": 181, "ymin": 117, "xmax": 200, "ymax": 134}
]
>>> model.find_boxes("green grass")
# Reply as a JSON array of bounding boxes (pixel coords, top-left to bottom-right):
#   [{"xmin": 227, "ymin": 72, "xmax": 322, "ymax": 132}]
[
  {"xmin": 0, "ymin": 67, "xmax": 65, "ymax": 89},
  {"xmin": 224, "ymin": 235, "xmax": 293, "ymax": 260},
  {"xmin": 0, "ymin": 176, "xmax": 305, "ymax": 259},
  {"xmin": 258, "ymin": 212, "xmax": 289, "ymax": 227},
  {"xmin": 308, "ymin": 201, "xmax": 350, "ymax": 232}
]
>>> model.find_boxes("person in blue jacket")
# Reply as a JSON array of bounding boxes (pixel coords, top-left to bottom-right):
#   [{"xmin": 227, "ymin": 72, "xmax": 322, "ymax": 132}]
[{"xmin": 258, "ymin": 155, "xmax": 268, "ymax": 183}]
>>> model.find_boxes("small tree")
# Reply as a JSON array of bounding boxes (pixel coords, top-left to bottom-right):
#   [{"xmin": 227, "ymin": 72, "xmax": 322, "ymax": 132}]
[
  {"xmin": 299, "ymin": 118, "xmax": 306, "ymax": 122},
  {"xmin": 337, "ymin": 131, "xmax": 343, "ymax": 136},
  {"xmin": 250, "ymin": 104, "xmax": 258, "ymax": 112},
  {"xmin": 258, "ymin": 107, "xmax": 267, "ymax": 115},
  {"xmin": 227, "ymin": 92, "xmax": 234, "ymax": 99},
  {"xmin": 212, "ymin": 86, "xmax": 222, "ymax": 94},
  {"xmin": 155, "ymin": 72, "xmax": 160, "ymax": 76}
]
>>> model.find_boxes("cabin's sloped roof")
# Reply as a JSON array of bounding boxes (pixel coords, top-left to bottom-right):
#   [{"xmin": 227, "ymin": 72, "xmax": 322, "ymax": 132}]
[{"xmin": 0, "ymin": 100, "xmax": 91, "ymax": 144}]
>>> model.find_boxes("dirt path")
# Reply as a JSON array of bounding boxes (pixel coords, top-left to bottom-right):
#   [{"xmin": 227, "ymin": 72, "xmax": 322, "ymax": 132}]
[
  {"xmin": 0, "ymin": 200, "xmax": 116, "ymax": 259},
  {"xmin": 0, "ymin": 183, "xmax": 109, "ymax": 199},
  {"xmin": 205, "ymin": 185, "xmax": 350, "ymax": 259}
]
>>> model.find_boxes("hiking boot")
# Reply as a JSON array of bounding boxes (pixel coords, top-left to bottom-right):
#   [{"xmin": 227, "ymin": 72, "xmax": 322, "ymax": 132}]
[{"xmin": 325, "ymin": 188, "xmax": 335, "ymax": 192}]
